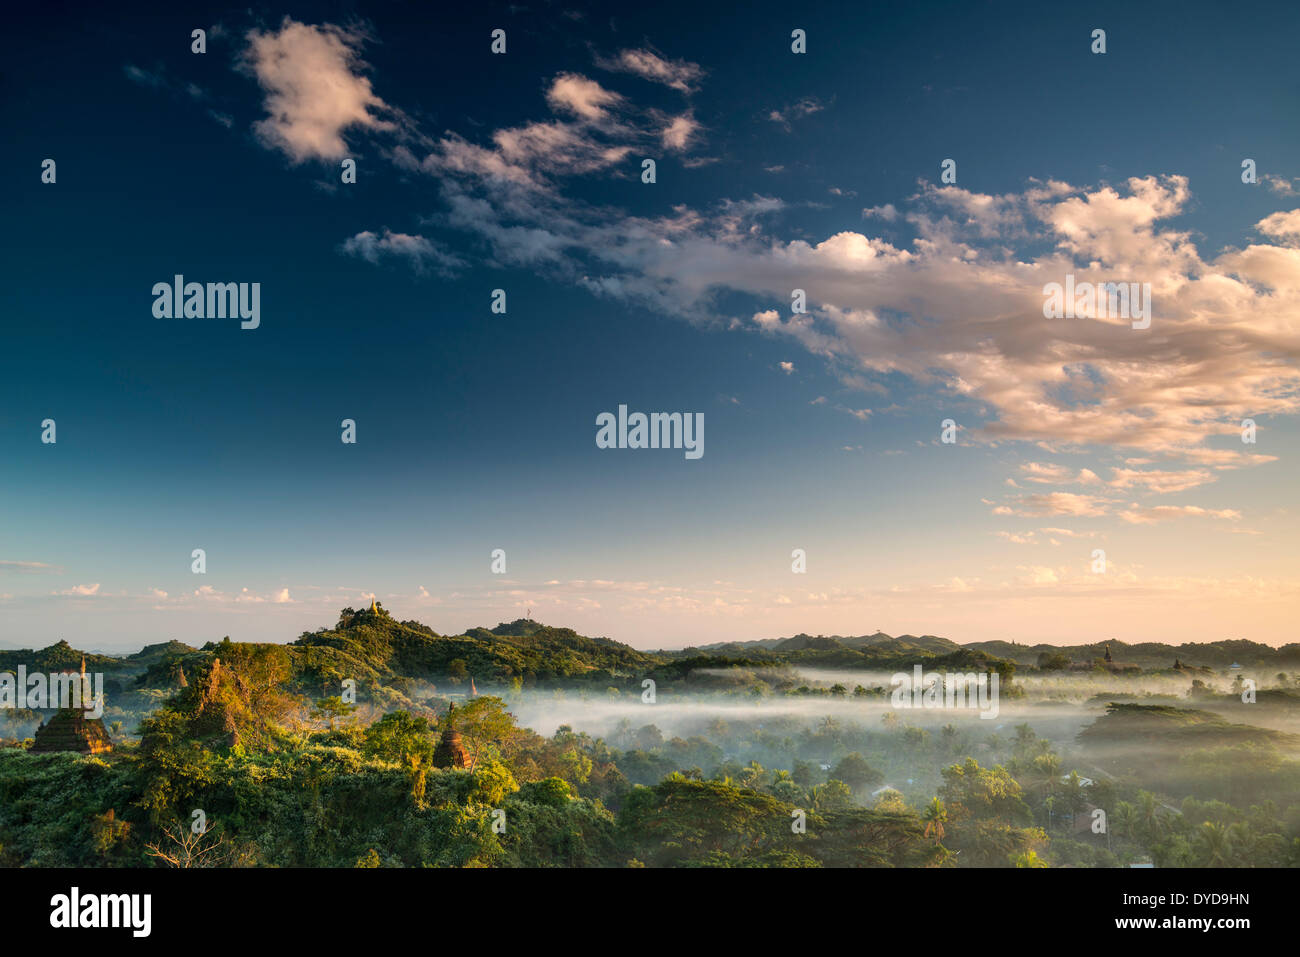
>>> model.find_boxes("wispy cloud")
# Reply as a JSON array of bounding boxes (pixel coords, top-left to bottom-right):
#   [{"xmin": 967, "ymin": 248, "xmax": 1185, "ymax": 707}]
[
  {"xmin": 1117, "ymin": 504, "xmax": 1242, "ymax": 524},
  {"xmin": 0, "ymin": 561, "xmax": 58, "ymax": 574},
  {"xmin": 594, "ymin": 48, "xmax": 704, "ymax": 93},
  {"xmin": 340, "ymin": 229, "xmax": 464, "ymax": 275},
  {"xmin": 767, "ymin": 97, "xmax": 826, "ymax": 129},
  {"xmin": 991, "ymin": 492, "xmax": 1113, "ymax": 518}
]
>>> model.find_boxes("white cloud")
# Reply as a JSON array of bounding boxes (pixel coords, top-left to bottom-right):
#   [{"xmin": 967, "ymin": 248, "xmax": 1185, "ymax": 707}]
[
  {"xmin": 1256, "ymin": 208, "xmax": 1300, "ymax": 245},
  {"xmin": 340, "ymin": 229, "xmax": 464, "ymax": 274},
  {"xmin": 243, "ymin": 18, "xmax": 396, "ymax": 163},
  {"xmin": 996, "ymin": 531, "xmax": 1038, "ymax": 545},
  {"xmin": 546, "ymin": 73, "xmax": 623, "ymax": 122},
  {"xmin": 1263, "ymin": 175, "xmax": 1299, "ymax": 196},
  {"xmin": 660, "ymin": 113, "xmax": 698, "ymax": 151},
  {"xmin": 862, "ymin": 203, "xmax": 898, "ymax": 221},
  {"xmin": 59, "ymin": 583, "xmax": 101, "ymax": 596},
  {"xmin": 1019, "ymin": 462, "xmax": 1101, "ymax": 485}
]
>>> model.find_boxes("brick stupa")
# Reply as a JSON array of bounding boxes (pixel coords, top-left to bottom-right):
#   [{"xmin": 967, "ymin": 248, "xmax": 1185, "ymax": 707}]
[{"xmin": 30, "ymin": 657, "xmax": 113, "ymax": 755}]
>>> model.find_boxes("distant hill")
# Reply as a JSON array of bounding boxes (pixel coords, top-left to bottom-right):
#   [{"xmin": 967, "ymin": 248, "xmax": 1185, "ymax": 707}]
[
  {"xmin": 683, "ymin": 631, "xmax": 1300, "ymax": 672},
  {"xmin": 685, "ymin": 631, "xmax": 960, "ymax": 657},
  {"xmin": 967, "ymin": 638, "xmax": 1300, "ymax": 670},
  {"xmin": 0, "ymin": 639, "xmax": 130, "ymax": 676},
  {"xmin": 126, "ymin": 640, "xmax": 200, "ymax": 665}
]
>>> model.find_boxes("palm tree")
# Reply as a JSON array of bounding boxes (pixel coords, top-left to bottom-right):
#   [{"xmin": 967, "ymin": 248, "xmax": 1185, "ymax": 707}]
[
  {"xmin": 738, "ymin": 760, "xmax": 765, "ymax": 791},
  {"xmin": 1197, "ymin": 821, "xmax": 1232, "ymax": 866},
  {"xmin": 922, "ymin": 797, "xmax": 948, "ymax": 844},
  {"xmin": 1226, "ymin": 822, "xmax": 1253, "ymax": 864},
  {"xmin": 1113, "ymin": 801, "xmax": 1137, "ymax": 840},
  {"xmin": 1137, "ymin": 791, "xmax": 1163, "ymax": 843}
]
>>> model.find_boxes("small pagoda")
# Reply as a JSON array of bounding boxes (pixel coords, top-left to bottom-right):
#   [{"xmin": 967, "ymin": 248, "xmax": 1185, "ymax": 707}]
[
  {"xmin": 433, "ymin": 703, "xmax": 470, "ymax": 769},
  {"xmin": 30, "ymin": 657, "xmax": 113, "ymax": 755}
]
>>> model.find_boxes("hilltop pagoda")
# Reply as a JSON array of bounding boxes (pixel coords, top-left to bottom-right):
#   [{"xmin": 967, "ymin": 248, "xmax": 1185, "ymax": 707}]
[{"xmin": 30, "ymin": 657, "xmax": 113, "ymax": 755}]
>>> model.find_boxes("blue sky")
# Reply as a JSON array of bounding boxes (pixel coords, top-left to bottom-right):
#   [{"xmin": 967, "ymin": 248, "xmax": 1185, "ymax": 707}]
[{"xmin": 3, "ymin": 0, "xmax": 1299, "ymax": 650}]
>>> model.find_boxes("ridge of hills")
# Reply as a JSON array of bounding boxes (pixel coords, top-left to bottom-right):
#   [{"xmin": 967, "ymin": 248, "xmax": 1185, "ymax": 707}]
[
  {"xmin": 692, "ymin": 632, "xmax": 1300, "ymax": 670},
  {"xmin": 687, "ymin": 631, "xmax": 960, "ymax": 656},
  {"xmin": 3, "ymin": 610, "xmax": 1297, "ymax": 703}
]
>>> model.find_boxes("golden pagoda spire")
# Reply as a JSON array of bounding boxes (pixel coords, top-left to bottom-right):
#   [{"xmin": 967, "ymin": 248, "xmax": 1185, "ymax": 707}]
[{"xmin": 370, "ymin": 597, "xmax": 378, "ymax": 614}]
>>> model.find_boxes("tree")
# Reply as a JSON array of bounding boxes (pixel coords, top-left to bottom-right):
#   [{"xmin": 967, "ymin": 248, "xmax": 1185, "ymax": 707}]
[
  {"xmin": 1036, "ymin": 651, "xmax": 1070, "ymax": 671},
  {"xmin": 1136, "ymin": 791, "xmax": 1164, "ymax": 843},
  {"xmin": 453, "ymin": 695, "xmax": 524, "ymax": 770},
  {"xmin": 1113, "ymin": 801, "xmax": 1137, "ymax": 840},
  {"xmin": 939, "ymin": 758, "xmax": 1031, "ymax": 824},
  {"xmin": 634, "ymin": 724, "xmax": 664, "ymax": 750},
  {"xmin": 311, "ymin": 695, "xmax": 357, "ymax": 730},
  {"xmin": 768, "ymin": 770, "xmax": 803, "ymax": 803},
  {"xmin": 145, "ymin": 819, "xmax": 230, "ymax": 868},
  {"xmin": 1196, "ymin": 821, "xmax": 1233, "ymax": 866},
  {"xmin": 617, "ymin": 776, "xmax": 794, "ymax": 867},
  {"xmin": 737, "ymin": 760, "xmax": 767, "ymax": 791},
  {"xmin": 811, "ymin": 779, "xmax": 853, "ymax": 811},
  {"xmin": 792, "ymin": 760, "xmax": 816, "ymax": 788},
  {"xmin": 832, "ymin": 752, "xmax": 883, "ymax": 793},
  {"xmin": 922, "ymin": 797, "xmax": 948, "ymax": 844},
  {"xmin": 813, "ymin": 806, "xmax": 937, "ymax": 868},
  {"xmin": 363, "ymin": 710, "xmax": 434, "ymax": 764}
]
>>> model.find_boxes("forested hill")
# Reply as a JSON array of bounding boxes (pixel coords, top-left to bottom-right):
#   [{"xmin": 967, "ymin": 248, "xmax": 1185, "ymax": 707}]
[
  {"xmin": 687, "ymin": 632, "xmax": 960, "ymax": 656},
  {"xmin": 966, "ymin": 638, "xmax": 1300, "ymax": 670},
  {"xmin": 0, "ymin": 639, "xmax": 199, "ymax": 679},
  {"xmin": 287, "ymin": 606, "xmax": 665, "ymax": 691},
  {"xmin": 687, "ymin": 632, "xmax": 1300, "ymax": 671},
  {"xmin": 0, "ymin": 605, "xmax": 668, "ymax": 702}
]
